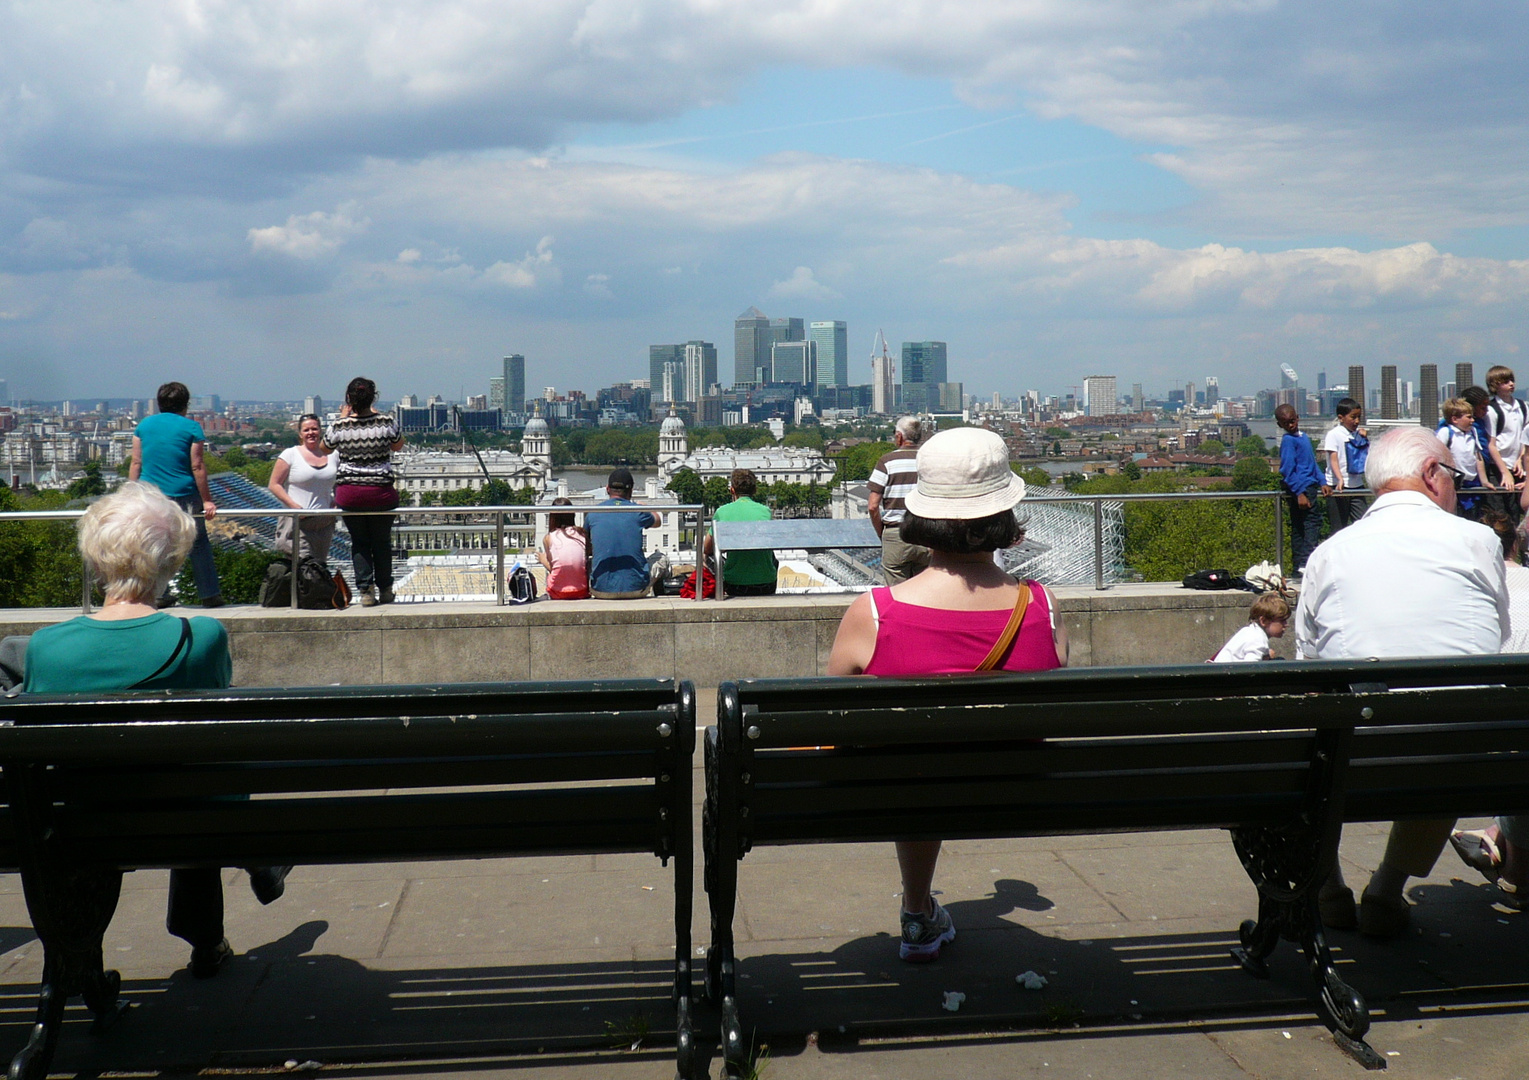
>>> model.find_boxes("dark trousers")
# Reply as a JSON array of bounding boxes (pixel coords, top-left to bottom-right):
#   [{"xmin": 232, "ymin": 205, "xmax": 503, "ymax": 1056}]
[
  {"xmin": 1328, "ymin": 486, "xmax": 1367, "ymax": 532},
  {"xmin": 166, "ymin": 868, "xmax": 223, "ymax": 949},
  {"xmin": 344, "ymin": 513, "xmax": 395, "ymax": 590},
  {"xmin": 170, "ymin": 493, "xmax": 221, "ymax": 601},
  {"xmin": 1288, "ymin": 486, "xmax": 1322, "ymax": 574},
  {"xmin": 723, "ymin": 580, "xmax": 777, "ymax": 597}
]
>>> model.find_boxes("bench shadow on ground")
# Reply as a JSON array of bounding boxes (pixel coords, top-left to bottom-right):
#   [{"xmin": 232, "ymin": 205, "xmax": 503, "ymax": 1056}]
[
  {"xmin": 1, "ymin": 877, "xmax": 1527, "ymax": 1077},
  {"xmin": 0, "ymin": 920, "xmax": 682, "ymax": 1078},
  {"xmin": 728, "ymin": 875, "xmax": 1529, "ymax": 1066}
]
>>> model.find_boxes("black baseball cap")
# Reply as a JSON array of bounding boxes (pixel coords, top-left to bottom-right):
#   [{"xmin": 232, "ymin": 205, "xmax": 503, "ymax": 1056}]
[{"xmin": 607, "ymin": 468, "xmax": 635, "ymax": 491}]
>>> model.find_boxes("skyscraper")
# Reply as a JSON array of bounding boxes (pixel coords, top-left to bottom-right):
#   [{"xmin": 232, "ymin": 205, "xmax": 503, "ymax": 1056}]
[
  {"xmin": 1131, "ymin": 383, "xmax": 1143, "ymax": 412},
  {"xmin": 489, "ymin": 377, "xmax": 505, "ymax": 410},
  {"xmin": 1419, "ymin": 364, "xmax": 1439, "ymax": 428},
  {"xmin": 770, "ymin": 340, "xmax": 816, "ymax": 386},
  {"xmin": 650, "ymin": 344, "xmax": 685, "ymax": 403},
  {"xmin": 901, "ymin": 341, "xmax": 947, "ymax": 413},
  {"xmin": 1083, "ymin": 375, "xmax": 1119, "ymax": 417},
  {"xmin": 1380, "ymin": 364, "xmax": 1399, "ymax": 419},
  {"xmin": 1457, "ymin": 362, "xmax": 1474, "ymax": 392},
  {"xmin": 871, "ymin": 332, "xmax": 895, "ymax": 415},
  {"xmin": 733, "ymin": 307, "xmax": 771, "ymax": 387},
  {"xmin": 503, "ymin": 355, "xmax": 526, "ymax": 415},
  {"xmin": 1205, "ymin": 376, "xmax": 1219, "ymax": 406},
  {"xmin": 1348, "ymin": 366, "xmax": 1366, "ymax": 413},
  {"xmin": 683, "ymin": 341, "xmax": 717, "ymax": 402},
  {"xmin": 809, "ymin": 321, "xmax": 848, "ymax": 388}
]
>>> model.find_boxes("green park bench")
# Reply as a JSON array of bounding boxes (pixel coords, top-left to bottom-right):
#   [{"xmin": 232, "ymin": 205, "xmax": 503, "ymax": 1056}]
[
  {"xmin": 703, "ymin": 657, "xmax": 1529, "ymax": 1076},
  {"xmin": 0, "ymin": 679, "xmax": 697, "ymax": 1080}
]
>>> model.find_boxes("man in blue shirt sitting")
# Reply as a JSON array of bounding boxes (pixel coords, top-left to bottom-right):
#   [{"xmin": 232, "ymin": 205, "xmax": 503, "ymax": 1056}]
[
  {"xmin": 1276, "ymin": 403, "xmax": 1331, "ymax": 578},
  {"xmin": 588, "ymin": 468, "xmax": 665, "ymax": 599}
]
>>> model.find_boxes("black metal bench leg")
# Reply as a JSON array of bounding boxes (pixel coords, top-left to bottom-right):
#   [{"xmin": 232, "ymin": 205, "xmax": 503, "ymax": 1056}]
[
  {"xmin": 1296, "ymin": 895, "xmax": 1383, "ymax": 1070},
  {"xmin": 1231, "ymin": 892, "xmax": 1282, "ymax": 979},
  {"xmin": 9, "ymin": 953, "xmax": 65, "ymax": 1080}
]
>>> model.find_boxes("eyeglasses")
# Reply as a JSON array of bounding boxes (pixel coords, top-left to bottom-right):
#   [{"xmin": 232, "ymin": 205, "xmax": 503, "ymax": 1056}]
[{"xmin": 1432, "ymin": 460, "xmax": 1467, "ymax": 482}]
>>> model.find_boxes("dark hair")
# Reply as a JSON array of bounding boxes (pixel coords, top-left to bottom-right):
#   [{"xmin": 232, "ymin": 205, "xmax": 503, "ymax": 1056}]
[
  {"xmin": 1464, "ymin": 385, "xmax": 1490, "ymax": 409},
  {"xmin": 346, "ymin": 377, "xmax": 378, "ymax": 412},
  {"xmin": 1335, "ymin": 397, "xmax": 1360, "ymax": 417},
  {"xmin": 1480, "ymin": 509, "xmax": 1518, "ymax": 560},
  {"xmin": 899, "ymin": 510, "xmax": 1024, "ymax": 554},
  {"xmin": 548, "ymin": 496, "xmax": 578, "ymax": 532},
  {"xmin": 730, "ymin": 468, "xmax": 758, "ymax": 497},
  {"xmin": 157, "ymin": 381, "xmax": 190, "ymax": 414}
]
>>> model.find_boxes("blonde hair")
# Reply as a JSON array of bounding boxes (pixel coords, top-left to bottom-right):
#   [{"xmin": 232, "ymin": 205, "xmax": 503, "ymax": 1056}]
[
  {"xmin": 1249, "ymin": 592, "xmax": 1290, "ymax": 624},
  {"xmin": 78, "ymin": 482, "xmax": 196, "ymax": 603},
  {"xmin": 1443, "ymin": 397, "xmax": 1472, "ymax": 419},
  {"xmin": 1487, "ymin": 365, "xmax": 1516, "ymax": 392}
]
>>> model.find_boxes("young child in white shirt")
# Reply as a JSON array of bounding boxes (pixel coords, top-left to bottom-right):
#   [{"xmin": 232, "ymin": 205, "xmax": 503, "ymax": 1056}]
[
  {"xmin": 1213, "ymin": 592, "xmax": 1291, "ymax": 662},
  {"xmin": 1437, "ymin": 396, "xmax": 1490, "ymax": 518}
]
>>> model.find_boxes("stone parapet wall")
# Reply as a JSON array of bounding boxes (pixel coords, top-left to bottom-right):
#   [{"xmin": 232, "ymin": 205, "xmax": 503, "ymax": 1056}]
[{"xmin": 0, "ymin": 584, "xmax": 1282, "ymax": 689}]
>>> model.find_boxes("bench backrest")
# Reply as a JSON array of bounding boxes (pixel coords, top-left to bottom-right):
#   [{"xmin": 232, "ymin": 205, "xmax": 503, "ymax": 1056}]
[
  {"xmin": 714, "ymin": 657, "xmax": 1529, "ymax": 854},
  {"xmin": 0, "ymin": 679, "xmax": 695, "ymax": 870}
]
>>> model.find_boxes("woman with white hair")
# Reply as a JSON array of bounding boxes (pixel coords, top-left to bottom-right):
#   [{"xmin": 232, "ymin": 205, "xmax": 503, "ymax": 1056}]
[
  {"xmin": 829, "ymin": 427, "xmax": 1068, "ymax": 962},
  {"xmin": 23, "ymin": 482, "xmax": 285, "ymax": 977}
]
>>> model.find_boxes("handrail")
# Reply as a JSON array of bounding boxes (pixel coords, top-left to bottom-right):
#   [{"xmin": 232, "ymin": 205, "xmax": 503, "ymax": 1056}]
[
  {"xmin": 0, "ymin": 502, "xmax": 708, "ymax": 612},
  {"xmin": 0, "ymin": 486, "xmax": 1378, "ymax": 605}
]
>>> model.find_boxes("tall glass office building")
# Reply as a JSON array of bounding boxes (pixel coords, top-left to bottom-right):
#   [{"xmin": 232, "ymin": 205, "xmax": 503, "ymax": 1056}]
[
  {"xmin": 810, "ymin": 321, "xmax": 848, "ymax": 388},
  {"xmin": 901, "ymin": 341, "xmax": 947, "ymax": 413}
]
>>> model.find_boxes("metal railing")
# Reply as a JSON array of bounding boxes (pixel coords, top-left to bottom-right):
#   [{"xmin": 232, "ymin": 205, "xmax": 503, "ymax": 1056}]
[
  {"xmin": 0, "ymin": 502, "xmax": 708, "ymax": 612},
  {"xmin": 0, "ymin": 486, "xmax": 1378, "ymax": 608},
  {"xmin": 1023, "ymin": 487, "xmax": 1372, "ymax": 589}
]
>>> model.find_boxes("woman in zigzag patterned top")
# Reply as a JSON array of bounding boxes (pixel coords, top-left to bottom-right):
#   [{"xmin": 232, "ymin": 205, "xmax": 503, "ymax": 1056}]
[{"xmin": 323, "ymin": 377, "xmax": 405, "ymax": 606}]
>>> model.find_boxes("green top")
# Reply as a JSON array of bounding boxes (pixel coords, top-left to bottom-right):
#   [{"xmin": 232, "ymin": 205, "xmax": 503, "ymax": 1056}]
[
  {"xmin": 713, "ymin": 496, "xmax": 777, "ymax": 585},
  {"xmin": 23, "ymin": 612, "xmax": 232, "ymax": 693}
]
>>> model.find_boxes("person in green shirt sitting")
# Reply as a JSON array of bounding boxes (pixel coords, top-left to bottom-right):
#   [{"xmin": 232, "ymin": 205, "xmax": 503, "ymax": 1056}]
[{"xmin": 704, "ymin": 468, "xmax": 778, "ymax": 597}]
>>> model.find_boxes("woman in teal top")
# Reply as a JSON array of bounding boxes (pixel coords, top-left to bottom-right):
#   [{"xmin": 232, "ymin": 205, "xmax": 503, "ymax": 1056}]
[{"xmin": 23, "ymin": 483, "xmax": 284, "ymax": 977}]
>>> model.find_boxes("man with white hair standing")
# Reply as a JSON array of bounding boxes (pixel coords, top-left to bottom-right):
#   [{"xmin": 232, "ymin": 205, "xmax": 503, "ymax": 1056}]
[
  {"xmin": 867, "ymin": 416, "xmax": 931, "ymax": 585},
  {"xmin": 1295, "ymin": 425, "xmax": 1509, "ymax": 937}
]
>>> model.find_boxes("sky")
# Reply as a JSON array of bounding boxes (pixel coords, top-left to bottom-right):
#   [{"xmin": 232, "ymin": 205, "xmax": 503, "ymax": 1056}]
[{"xmin": 2, "ymin": 0, "xmax": 1529, "ymax": 404}]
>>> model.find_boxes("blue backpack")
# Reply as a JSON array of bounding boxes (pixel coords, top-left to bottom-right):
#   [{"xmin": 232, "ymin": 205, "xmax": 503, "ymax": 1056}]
[{"xmin": 1344, "ymin": 430, "xmax": 1369, "ymax": 477}]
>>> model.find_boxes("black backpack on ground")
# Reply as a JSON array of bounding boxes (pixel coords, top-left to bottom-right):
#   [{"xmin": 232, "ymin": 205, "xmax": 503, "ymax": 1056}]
[
  {"xmin": 260, "ymin": 558, "xmax": 338, "ymax": 609},
  {"xmin": 1182, "ymin": 568, "xmax": 1236, "ymax": 590}
]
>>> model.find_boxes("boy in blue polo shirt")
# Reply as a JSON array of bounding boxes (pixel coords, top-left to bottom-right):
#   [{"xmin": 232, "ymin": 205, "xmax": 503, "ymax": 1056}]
[{"xmin": 1275, "ymin": 403, "xmax": 1330, "ymax": 577}]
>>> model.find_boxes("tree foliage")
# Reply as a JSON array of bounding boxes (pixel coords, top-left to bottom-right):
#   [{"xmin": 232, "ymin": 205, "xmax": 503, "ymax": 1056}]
[
  {"xmin": 1235, "ymin": 435, "xmax": 1272, "ymax": 458},
  {"xmin": 1197, "ymin": 439, "xmax": 1226, "ymax": 456},
  {"xmin": 1014, "ymin": 465, "xmax": 1052, "ymax": 488},
  {"xmin": 833, "ymin": 441, "xmax": 894, "ymax": 484},
  {"xmin": 66, "ymin": 461, "xmax": 107, "ymax": 500}
]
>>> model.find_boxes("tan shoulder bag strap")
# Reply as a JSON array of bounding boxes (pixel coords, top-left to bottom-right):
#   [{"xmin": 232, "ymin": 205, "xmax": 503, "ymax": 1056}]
[{"xmin": 976, "ymin": 583, "xmax": 1031, "ymax": 672}]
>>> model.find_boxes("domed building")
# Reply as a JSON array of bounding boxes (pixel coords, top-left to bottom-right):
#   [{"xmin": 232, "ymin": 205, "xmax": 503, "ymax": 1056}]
[
  {"xmin": 521, "ymin": 402, "xmax": 553, "ymax": 479},
  {"xmin": 658, "ymin": 406, "xmax": 689, "ymax": 478}
]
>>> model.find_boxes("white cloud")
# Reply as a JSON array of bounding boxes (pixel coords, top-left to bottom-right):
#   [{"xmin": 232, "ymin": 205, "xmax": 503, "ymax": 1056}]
[
  {"xmin": 769, "ymin": 266, "xmax": 840, "ymax": 302},
  {"xmin": 248, "ymin": 205, "xmax": 368, "ymax": 258},
  {"xmin": 584, "ymin": 272, "xmax": 613, "ymax": 298},
  {"xmin": 482, "ymin": 235, "xmax": 557, "ymax": 289}
]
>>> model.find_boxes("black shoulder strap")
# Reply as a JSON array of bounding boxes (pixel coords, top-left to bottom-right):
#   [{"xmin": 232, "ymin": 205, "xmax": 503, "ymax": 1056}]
[
  {"xmin": 1490, "ymin": 398, "xmax": 1506, "ymax": 433},
  {"xmin": 131, "ymin": 617, "xmax": 192, "ymax": 689}
]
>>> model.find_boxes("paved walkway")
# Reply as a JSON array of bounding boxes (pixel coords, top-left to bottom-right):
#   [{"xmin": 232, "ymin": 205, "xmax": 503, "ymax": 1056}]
[{"xmin": 1, "ymin": 747, "xmax": 1526, "ymax": 1078}]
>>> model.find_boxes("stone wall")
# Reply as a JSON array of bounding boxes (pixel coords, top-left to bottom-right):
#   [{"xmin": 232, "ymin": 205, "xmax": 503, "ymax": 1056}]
[{"xmin": 0, "ymin": 584, "xmax": 1282, "ymax": 689}]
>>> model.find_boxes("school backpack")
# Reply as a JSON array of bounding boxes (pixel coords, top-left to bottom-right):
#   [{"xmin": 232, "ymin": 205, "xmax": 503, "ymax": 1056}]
[
  {"xmin": 1182, "ymin": 569, "xmax": 1236, "ymax": 590},
  {"xmin": 1487, "ymin": 396, "xmax": 1528, "ymax": 437},
  {"xmin": 1344, "ymin": 429, "xmax": 1369, "ymax": 477}
]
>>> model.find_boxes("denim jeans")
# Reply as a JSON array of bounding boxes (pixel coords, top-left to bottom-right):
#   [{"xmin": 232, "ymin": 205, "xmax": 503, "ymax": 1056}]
[{"xmin": 171, "ymin": 493, "xmax": 221, "ymax": 601}]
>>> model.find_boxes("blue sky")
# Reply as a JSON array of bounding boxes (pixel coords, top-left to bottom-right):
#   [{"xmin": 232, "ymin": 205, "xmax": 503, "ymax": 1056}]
[{"xmin": 2, "ymin": 1, "xmax": 1528, "ymax": 405}]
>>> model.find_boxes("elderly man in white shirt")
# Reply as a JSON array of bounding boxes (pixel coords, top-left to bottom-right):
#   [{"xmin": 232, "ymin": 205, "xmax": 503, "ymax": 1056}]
[{"xmin": 1296, "ymin": 425, "xmax": 1510, "ymax": 938}]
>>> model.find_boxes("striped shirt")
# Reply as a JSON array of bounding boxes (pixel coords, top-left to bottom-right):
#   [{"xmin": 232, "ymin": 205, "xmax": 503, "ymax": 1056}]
[
  {"xmin": 867, "ymin": 448, "xmax": 919, "ymax": 524},
  {"xmin": 324, "ymin": 413, "xmax": 401, "ymax": 487}
]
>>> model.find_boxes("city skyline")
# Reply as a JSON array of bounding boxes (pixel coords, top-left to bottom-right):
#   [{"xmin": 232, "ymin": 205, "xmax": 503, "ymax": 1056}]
[{"xmin": 3, "ymin": 4, "xmax": 1527, "ymax": 403}]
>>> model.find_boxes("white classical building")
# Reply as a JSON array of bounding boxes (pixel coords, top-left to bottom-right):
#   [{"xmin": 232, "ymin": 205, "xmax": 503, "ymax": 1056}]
[{"xmin": 654, "ymin": 410, "xmax": 836, "ymax": 487}]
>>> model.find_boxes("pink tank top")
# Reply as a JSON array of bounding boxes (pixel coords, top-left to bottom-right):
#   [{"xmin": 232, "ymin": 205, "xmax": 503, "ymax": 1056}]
[
  {"xmin": 545, "ymin": 528, "xmax": 589, "ymax": 599},
  {"xmin": 862, "ymin": 581, "xmax": 1061, "ymax": 676}
]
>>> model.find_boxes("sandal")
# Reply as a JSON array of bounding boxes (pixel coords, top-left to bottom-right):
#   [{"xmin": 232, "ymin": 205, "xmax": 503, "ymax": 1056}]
[{"xmin": 1450, "ymin": 828, "xmax": 1504, "ymax": 884}]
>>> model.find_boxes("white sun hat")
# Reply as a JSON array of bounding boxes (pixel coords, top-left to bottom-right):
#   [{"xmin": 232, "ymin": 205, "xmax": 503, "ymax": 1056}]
[{"xmin": 903, "ymin": 427, "xmax": 1027, "ymax": 521}]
